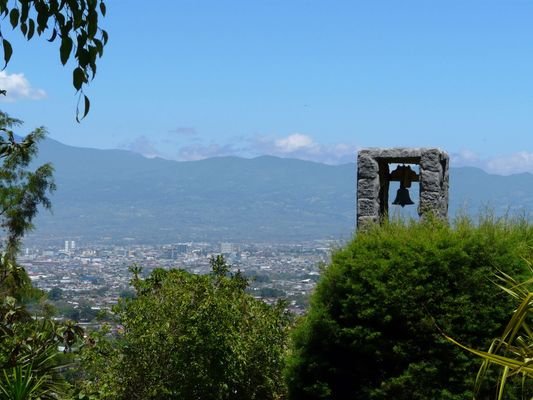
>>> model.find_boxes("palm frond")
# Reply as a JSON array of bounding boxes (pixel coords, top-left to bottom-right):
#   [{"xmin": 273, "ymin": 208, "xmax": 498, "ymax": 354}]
[{"xmin": 447, "ymin": 270, "xmax": 533, "ymax": 399}]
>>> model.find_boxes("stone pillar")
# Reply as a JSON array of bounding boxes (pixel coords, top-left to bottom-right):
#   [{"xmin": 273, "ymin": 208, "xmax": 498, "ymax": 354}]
[
  {"xmin": 419, "ymin": 149, "xmax": 449, "ymax": 219},
  {"xmin": 356, "ymin": 148, "xmax": 449, "ymax": 229},
  {"xmin": 356, "ymin": 152, "xmax": 381, "ymax": 227}
]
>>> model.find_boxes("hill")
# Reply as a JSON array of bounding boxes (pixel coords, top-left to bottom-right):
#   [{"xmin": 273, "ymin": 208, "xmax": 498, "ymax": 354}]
[{"xmin": 26, "ymin": 138, "xmax": 533, "ymax": 244}]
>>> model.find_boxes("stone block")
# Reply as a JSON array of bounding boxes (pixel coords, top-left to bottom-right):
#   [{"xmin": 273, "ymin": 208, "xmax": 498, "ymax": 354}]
[
  {"xmin": 357, "ymin": 198, "xmax": 379, "ymax": 217},
  {"xmin": 420, "ymin": 149, "xmax": 444, "ymax": 173},
  {"xmin": 419, "ymin": 191, "xmax": 445, "ymax": 214},
  {"xmin": 357, "ymin": 215, "xmax": 379, "ymax": 229},
  {"xmin": 357, "ymin": 177, "xmax": 380, "ymax": 199},
  {"xmin": 357, "ymin": 155, "xmax": 379, "ymax": 179},
  {"xmin": 419, "ymin": 169, "xmax": 442, "ymax": 192}
]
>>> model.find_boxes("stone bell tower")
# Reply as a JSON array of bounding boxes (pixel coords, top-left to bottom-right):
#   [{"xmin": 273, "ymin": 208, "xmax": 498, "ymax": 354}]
[{"xmin": 356, "ymin": 148, "xmax": 449, "ymax": 229}]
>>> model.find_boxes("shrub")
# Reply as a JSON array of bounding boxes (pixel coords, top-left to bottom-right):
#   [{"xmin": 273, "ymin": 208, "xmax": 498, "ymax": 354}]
[
  {"xmin": 286, "ymin": 216, "xmax": 533, "ymax": 400},
  {"xmin": 79, "ymin": 256, "xmax": 291, "ymax": 400}
]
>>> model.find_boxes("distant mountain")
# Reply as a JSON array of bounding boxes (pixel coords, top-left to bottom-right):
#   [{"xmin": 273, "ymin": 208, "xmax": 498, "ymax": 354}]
[{"xmin": 25, "ymin": 138, "xmax": 533, "ymax": 245}]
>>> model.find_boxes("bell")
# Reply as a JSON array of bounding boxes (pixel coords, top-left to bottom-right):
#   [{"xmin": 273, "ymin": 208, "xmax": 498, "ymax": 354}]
[{"xmin": 392, "ymin": 183, "xmax": 414, "ymax": 207}]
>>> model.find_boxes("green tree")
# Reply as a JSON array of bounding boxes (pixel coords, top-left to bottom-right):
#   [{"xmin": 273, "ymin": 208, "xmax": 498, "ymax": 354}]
[
  {"xmin": 0, "ymin": 112, "xmax": 82, "ymax": 400},
  {"xmin": 0, "ymin": 113, "xmax": 55, "ymax": 299},
  {"xmin": 0, "ymin": 0, "xmax": 108, "ymax": 120},
  {"xmin": 47, "ymin": 287, "xmax": 62, "ymax": 301},
  {"xmin": 286, "ymin": 217, "xmax": 533, "ymax": 400},
  {"xmin": 77, "ymin": 301, "xmax": 97, "ymax": 322},
  {"xmin": 118, "ymin": 288, "xmax": 135, "ymax": 300},
  {"xmin": 64, "ymin": 306, "xmax": 80, "ymax": 322},
  {"xmin": 79, "ymin": 256, "xmax": 292, "ymax": 400}
]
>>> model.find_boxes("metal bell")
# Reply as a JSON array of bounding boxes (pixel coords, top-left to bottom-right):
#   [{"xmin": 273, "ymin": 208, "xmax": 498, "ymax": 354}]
[{"xmin": 392, "ymin": 183, "xmax": 414, "ymax": 207}]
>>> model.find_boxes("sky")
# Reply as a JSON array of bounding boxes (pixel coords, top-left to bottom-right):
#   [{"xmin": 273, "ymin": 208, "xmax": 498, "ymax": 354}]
[{"xmin": 0, "ymin": 0, "xmax": 532, "ymax": 174}]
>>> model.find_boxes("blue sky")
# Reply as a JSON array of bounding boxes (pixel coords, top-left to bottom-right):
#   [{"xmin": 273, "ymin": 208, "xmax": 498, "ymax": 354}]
[{"xmin": 0, "ymin": 0, "xmax": 532, "ymax": 174}]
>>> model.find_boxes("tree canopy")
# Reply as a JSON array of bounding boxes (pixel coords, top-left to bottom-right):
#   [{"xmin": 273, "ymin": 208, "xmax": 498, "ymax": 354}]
[
  {"xmin": 78, "ymin": 256, "xmax": 292, "ymax": 400},
  {"xmin": 0, "ymin": 112, "xmax": 54, "ymax": 298},
  {"xmin": 0, "ymin": 0, "xmax": 108, "ymax": 120},
  {"xmin": 286, "ymin": 217, "xmax": 533, "ymax": 400}
]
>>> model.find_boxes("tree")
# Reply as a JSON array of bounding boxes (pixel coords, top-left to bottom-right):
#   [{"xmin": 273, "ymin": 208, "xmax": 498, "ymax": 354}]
[
  {"xmin": 78, "ymin": 256, "xmax": 292, "ymax": 400},
  {"xmin": 47, "ymin": 287, "xmax": 62, "ymax": 301},
  {"xmin": 0, "ymin": 0, "xmax": 108, "ymax": 120},
  {"xmin": 285, "ymin": 217, "xmax": 533, "ymax": 400},
  {"xmin": 0, "ymin": 112, "xmax": 77, "ymax": 400},
  {"xmin": 0, "ymin": 112, "xmax": 55, "ymax": 299}
]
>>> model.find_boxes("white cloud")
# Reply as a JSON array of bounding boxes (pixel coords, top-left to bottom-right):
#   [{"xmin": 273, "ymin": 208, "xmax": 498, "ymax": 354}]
[
  {"xmin": 121, "ymin": 133, "xmax": 533, "ymax": 175},
  {"xmin": 0, "ymin": 71, "xmax": 46, "ymax": 102},
  {"xmin": 152, "ymin": 132, "xmax": 359, "ymax": 164},
  {"xmin": 172, "ymin": 138, "xmax": 533, "ymax": 174},
  {"xmin": 450, "ymin": 149, "xmax": 481, "ymax": 167},
  {"xmin": 451, "ymin": 149, "xmax": 533, "ymax": 175},
  {"xmin": 485, "ymin": 152, "xmax": 533, "ymax": 175},
  {"xmin": 274, "ymin": 133, "xmax": 318, "ymax": 153},
  {"xmin": 121, "ymin": 135, "xmax": 243, "ymax": 162},
  {"xmin": 252, "ymin": 133, "xmax": 359, "ymax": 164},
  {"xmin": 168, "ymin": 133, "xmax": 357, "ymax": 164},
  {"xmin": 122, "ymin": 136, "xmax": 164, "ymax": 159}
]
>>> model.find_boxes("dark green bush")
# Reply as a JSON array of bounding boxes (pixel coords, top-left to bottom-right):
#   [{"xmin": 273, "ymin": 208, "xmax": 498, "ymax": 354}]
[{"xmin": 286, "ymin": 216, "xmax": 533, "ymax": 400}]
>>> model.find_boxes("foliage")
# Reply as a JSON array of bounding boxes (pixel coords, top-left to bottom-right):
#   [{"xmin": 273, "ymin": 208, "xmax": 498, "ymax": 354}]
[
  {"xmin": 0, "ymin": 112, "xmax": 55, "ymax": 298},
  {"xmin": 0, "ymin": 0, "xmax": 108, "ymax": 120},
  {"xmin": 0, "ymin": 111, "xmax": 74, "ymax": 400},
  {"xmin": 47, "ymin": 287, "xmax": 62, "ymax": 301},
  {"xmin": 446, "ymin": 269, "xmax": 533, "ymax": 399},
  {"xmin": 0, "ymin": 295, "xmax": 84, "ymax": 399},
  {"xmin": 285, "ymin": 216, "xmax": 533, "ymax": 400},
  {"xmin": 78, "ymin": 256, "xmax": 292, "ymax": 400},
  {"xmin": 0, "ymin": 365, "xmax": 50, "ymax": 400}
]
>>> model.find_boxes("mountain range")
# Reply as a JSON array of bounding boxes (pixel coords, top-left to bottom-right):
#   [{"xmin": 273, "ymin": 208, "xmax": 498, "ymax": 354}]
[{"xmin": 24, "ymin": 138, "xmax": 533, "ymax": 245}]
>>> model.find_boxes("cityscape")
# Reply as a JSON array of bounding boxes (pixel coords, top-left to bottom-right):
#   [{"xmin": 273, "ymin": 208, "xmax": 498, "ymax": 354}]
[{"xmin": 20, "ymin": 239, "xmax": 336, "ymax": 319}]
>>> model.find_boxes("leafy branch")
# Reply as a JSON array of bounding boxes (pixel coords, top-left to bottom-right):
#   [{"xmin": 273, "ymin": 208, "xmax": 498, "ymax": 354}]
[{"xmin": 0, "ymin": 0, "xmax": 108, "ymax": 120}]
